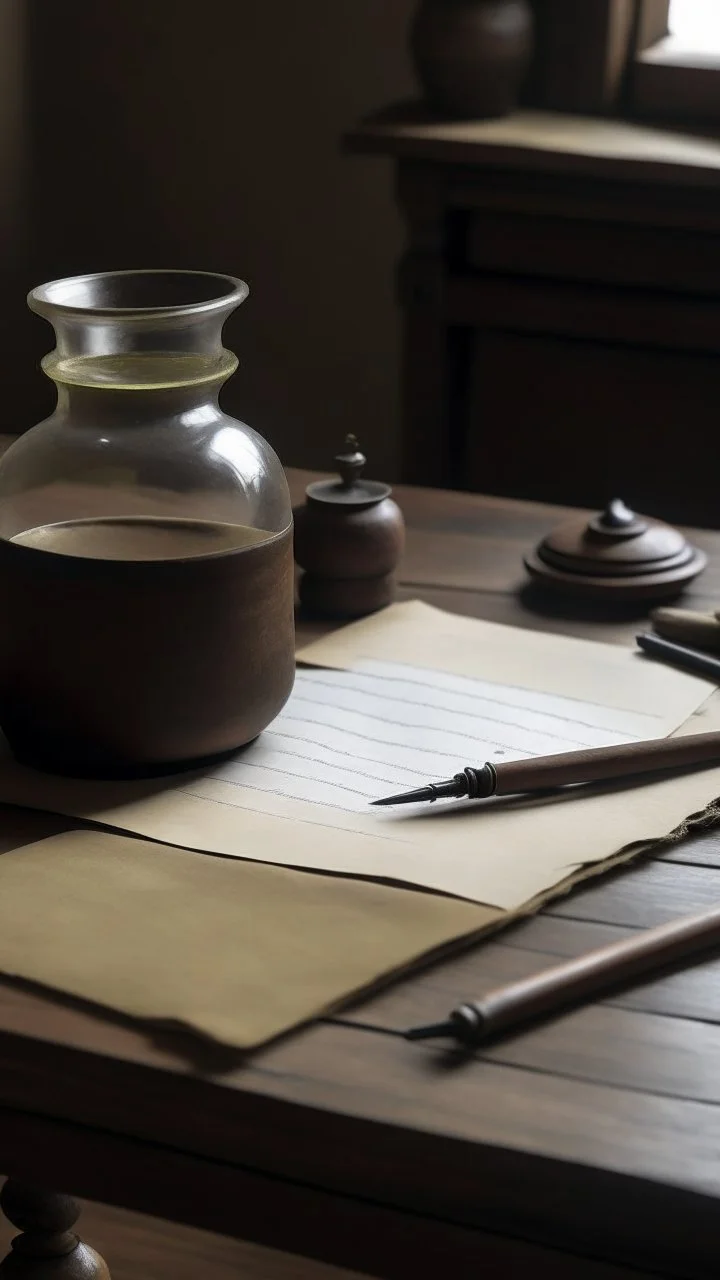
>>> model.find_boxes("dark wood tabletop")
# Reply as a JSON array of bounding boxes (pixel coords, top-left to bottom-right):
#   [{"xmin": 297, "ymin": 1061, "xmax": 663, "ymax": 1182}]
[{"xmin": 2, "ymin": 472, "xmax": 720, "ymax": 1280}]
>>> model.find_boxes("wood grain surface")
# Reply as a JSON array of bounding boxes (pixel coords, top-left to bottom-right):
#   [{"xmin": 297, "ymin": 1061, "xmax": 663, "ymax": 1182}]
[
  {"xmin": 345, "ymin": 103, "xmax": 720, "ymax": 189},
  {"xmin": 0, "ymin": 1196, "xmax": 365, "ymax": 1280},
  {"xmin": 1, "ymin": 458, "xmax": 719, "ymax": 1278}
]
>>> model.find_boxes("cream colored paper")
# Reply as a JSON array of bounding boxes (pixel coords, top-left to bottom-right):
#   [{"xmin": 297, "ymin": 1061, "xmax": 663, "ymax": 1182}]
[
  {"xmin": 297, "ymin": 602, "xmax": 711, "ymax": 720},
  {"xmin": 131, "ymin": 657, "xmax": 685, "ymax": 814},
  {"xmin": 0, "ymin": 602, "xmax": 715, "ymax": 910},
  {"xmin": 0, "ymin": 830, "xmax": 496, "ymax": 1047}
]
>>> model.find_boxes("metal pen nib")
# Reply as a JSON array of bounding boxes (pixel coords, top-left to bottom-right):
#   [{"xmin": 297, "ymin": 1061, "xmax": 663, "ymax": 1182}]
[
  {"xmin": 371, "ymin": 779, "xmax": 463, "ymax": 807},
  {"xmin": 405, "ymin": 1019, "xmax": 456, "ymax": 1041},
  {"xmin": 371, "ymin": 764, "xmax": 497, "ymax": 807},
  {"xmin": 405, "ymin": 1005, "xmax": 484, "ymax": 1044}
]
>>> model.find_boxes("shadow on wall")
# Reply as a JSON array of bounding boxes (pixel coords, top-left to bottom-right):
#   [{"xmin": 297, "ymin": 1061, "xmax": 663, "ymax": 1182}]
[{"xmin": 24, "ymin": 0, "xmax": 417, "ymax": 477}]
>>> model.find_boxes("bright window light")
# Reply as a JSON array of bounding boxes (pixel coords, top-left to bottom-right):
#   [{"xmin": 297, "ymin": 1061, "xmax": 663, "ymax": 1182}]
[{"xmin": 669, "ymin": 0, "xmax": 720, "ymax": 53}]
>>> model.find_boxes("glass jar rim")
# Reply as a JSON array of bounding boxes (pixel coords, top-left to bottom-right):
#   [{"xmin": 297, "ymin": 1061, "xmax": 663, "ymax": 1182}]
[{"xmin": 28, "ymin": 269, "xmax": 249, "ymax": 320}]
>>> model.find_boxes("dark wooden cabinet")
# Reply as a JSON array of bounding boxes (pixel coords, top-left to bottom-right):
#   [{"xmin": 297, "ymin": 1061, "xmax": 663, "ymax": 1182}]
[
  {"xmin": 347, "ymin": 106, "xmax": 720, "ymax": 527},
  {"xmin": 467, "ymin": 331, "xmax": 720, "ymax": 521}
]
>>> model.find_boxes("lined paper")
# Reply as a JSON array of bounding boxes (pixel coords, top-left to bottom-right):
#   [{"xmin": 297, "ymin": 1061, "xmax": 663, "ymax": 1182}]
[
  {"xmin": 0, "ymin": 602, "xmax": 715, "ymax": 908},
  {"xmin": 191, "ymin": 659, "xmax": 657, "ymax": 815}
]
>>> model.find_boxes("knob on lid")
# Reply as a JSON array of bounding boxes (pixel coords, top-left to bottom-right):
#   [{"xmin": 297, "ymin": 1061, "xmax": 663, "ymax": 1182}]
[
  {"xmin": 305, "ymin": 435, "xmax": 391, "ymax": 509},
  {"xmin": 524, "ymin": 499, "xmax": 706, "ymax": 600}
]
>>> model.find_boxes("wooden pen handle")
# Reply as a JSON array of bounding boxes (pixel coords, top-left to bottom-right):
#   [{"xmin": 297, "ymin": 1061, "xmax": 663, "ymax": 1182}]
[
  {"xmin": 468, "ymin": 902, "xmax": 720, "ymax": 1039},
  {"xmin": 651, "ymin": 607, "xmax": 720, "ymax": 652},
  {"xmin": 494, "ymin": 731, "xmax": 720, "ymax": 796}
]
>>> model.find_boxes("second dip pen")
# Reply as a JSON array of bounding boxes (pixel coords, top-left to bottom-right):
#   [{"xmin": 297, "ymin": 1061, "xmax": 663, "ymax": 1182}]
[{"xmin": 371, "ymin": 731, "xmax": 720, "ymax": 807}]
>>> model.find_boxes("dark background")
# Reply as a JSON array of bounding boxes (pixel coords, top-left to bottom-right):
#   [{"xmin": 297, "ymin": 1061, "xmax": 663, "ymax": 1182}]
[{"xmin": 0, "ymin": 0, "xmax": 415, "ymax": 477}]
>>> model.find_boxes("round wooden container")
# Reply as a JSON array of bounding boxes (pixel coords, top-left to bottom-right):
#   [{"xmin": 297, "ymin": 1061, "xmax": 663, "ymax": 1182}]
[
  {"xmin": 524, "ymin": 499, "xmax": 707, "ymax": 602},
  {"xmin": 293, "ymin": 437, "xmax": 405, "ymax": 619},
  {"xmin": 410, "ymin": 0, "xmax": 534, "ymax": 119}
]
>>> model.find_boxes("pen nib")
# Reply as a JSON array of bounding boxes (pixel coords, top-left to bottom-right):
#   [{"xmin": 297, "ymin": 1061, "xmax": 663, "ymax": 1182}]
[
  {"xmin": 371, "ymin": 786, "xmax": 437, "ymax": 807},
  {"xmin": 371, "ymin": 774, "xmax": 470, "ymax": 806},
  {"xmin": 405, "ymin": 1019, "xmax": 457, "ymax": 1041}
]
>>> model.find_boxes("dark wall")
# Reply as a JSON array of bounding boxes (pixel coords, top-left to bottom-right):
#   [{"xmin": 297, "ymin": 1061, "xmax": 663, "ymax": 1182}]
[{"xmin": 17, "ymin": 0, "xmax": 416, "ymax": 475}]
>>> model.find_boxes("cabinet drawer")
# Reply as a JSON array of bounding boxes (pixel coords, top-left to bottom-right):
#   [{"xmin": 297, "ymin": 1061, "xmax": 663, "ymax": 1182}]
[
  {"xmin": 464, "ymin": 330, "xmax": 720, "ymax": 527},
  {"xmin": 467, "ymin": 211, "xmax": 720, "ymax": 295}
]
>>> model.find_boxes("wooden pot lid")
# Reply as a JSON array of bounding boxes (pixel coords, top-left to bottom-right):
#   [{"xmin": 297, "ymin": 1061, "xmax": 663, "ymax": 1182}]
[
  {"xmin": 305, "ymin": 435, "xmax": 391, "ymax": 510},
  {"xmin": 524, "ymin": 499, "xmax": 707, "ymax": 600}
]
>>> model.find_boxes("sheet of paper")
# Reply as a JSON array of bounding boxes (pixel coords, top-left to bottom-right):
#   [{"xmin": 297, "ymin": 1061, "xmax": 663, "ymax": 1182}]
[
  {"xmin": 0, "ymin": 602, "xmax": 716, "ymax": 911},
  {"xmin": 0, "ymin": 830, "xmax": 496, "ymax": 1047},
  {"xmin": 296, "ymin": 601, "xmax": 710, "ymax": 723},
  {"xmin": 190, "ymin": 657, "xmax": 677, "ymax": 815}
]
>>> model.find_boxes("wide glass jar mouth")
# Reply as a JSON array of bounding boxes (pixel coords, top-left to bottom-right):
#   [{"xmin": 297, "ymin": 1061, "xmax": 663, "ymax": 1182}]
[{"xmin": 28, "ymin": 270, "xmax": 249, "ymax": 320}]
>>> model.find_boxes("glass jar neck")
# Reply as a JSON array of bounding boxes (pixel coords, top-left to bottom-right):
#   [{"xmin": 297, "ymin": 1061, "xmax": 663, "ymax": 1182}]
[
  {"xmin": 28, "ymin": 270, "xmax": 248, "ymax": 359},
  {"xmin": 28, "ymin": 271, "xmax": 248, "ymax": 424},
  {"xmin": 52, "ymin": 379, "xmax": 228, "ymax": 427},
  {"xmin": 42, "ymin": 308, "xmax": 236, "ymax": 361}
]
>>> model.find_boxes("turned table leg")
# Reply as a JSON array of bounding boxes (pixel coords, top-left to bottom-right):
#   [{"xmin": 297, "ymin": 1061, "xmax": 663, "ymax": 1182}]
[{"xmin": 0, "ymin": 1180, "xmax": 110, "ymax": 1278}]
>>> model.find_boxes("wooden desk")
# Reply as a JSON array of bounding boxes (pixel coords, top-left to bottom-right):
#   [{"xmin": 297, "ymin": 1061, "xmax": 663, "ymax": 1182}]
[
  {"xmin": 346, "ymin": 105, "xmax": 720, "ymax": 527},
  {"xmin": 2, "ymin": 474, "xmax": 720, "ymax": 1279}
]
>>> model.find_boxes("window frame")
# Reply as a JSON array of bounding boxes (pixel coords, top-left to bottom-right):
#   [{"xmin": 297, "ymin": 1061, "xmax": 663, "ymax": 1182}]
[
  {"xmin": 526, "ymin": 0, "xmax": 720, "ymax": 123},
  {"xmin": 526, "ymin": 0, "xmax": 639, "ymax": 114},
  {"xmin": 633, "ymin": 0, "xmax": 720, "ymax": 120}
]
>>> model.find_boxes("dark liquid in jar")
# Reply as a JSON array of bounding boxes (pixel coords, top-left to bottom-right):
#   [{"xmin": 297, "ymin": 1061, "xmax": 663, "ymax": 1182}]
[{"xmin": 0, "ymin": 516, "xmax": 295, "ymax": 776}]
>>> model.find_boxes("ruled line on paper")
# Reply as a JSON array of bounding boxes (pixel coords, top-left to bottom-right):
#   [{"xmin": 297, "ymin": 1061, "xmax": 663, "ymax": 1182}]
[
  {"xmin": 331, "ymin": 660, "xmax": 665, "ymax": 733},
  {"xmin": 178, "ymin": 785, "xmax": 412, "ymax": 841},
  {"xmin": 298, "ymin": 673, "xmax": 660, "ymax": 734},
  {"xmin": 307, "ymin": 657, "xmax": 665, "ymax": 720},
  {"xmin": 172, "ymin": 660, "xmax": 647, "ymax": 817},
  {"xmin": 289, "ymin": 696, "xmax": 595, "ymax": 750}
]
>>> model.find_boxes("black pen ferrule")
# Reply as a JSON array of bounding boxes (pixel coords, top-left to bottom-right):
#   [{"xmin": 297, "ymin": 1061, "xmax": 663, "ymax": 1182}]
[
  {"xmin": 451, "ymin": 1002, "xmax": 486, "ymax": 1044},
  {"xmin": 459, "ymin": 764, "xmax": 497, "ymax": 800}
]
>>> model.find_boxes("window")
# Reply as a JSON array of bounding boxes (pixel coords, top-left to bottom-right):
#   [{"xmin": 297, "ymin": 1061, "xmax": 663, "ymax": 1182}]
[
  {"xmin": 527, "ymin": 1, "xmax": 720, "ymax": 123},
  {"xmin": 634, "ymin": 0, "xmax": 720, "ymax": 118},
  {"xmin": 669, "ymin": 0, "xmax": 720, "ymax": 55}
]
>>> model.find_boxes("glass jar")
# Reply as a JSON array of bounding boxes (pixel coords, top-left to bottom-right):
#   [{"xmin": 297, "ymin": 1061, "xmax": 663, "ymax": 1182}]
[{"xmin": 0, "ymin": 270, "xmax": 295, "ymax": 776}]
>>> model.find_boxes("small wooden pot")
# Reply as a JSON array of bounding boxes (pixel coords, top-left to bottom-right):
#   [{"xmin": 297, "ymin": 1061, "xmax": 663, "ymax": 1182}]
[
  {"xmin": 294, "ymin": 438, "xmax": 405, "ymax": 620},
  {"xmin": 411, "ymin": 0, "xmax": 534, "ymax": 119}
]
